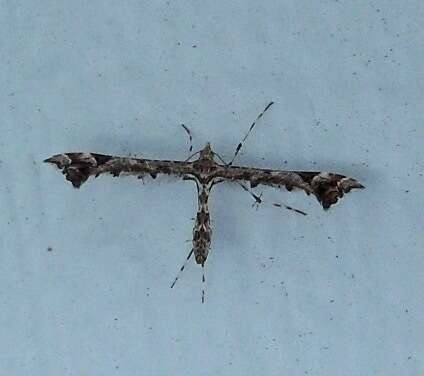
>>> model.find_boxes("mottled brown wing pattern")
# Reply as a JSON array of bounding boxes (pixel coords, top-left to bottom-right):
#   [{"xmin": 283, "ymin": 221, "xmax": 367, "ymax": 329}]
[
  {"xmin": 44, "ymin": 101, "xmax": 365, "ymax": 303},
  {"xmin": 44, "ymin": 153, "xmax": 193, "ymax": 188},
  {"xmin": 45, "ymin": 153, "xmax": 364, "ymax": 209},
  {"xmin": 212, "ymin": 166, "xmax": 364, "ymax": 210}
]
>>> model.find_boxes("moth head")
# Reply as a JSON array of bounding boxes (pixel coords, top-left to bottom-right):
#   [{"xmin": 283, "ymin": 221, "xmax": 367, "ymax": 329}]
[{"xmin": 199, "ymin": 143, "xmax": 214, "ymax": 161}]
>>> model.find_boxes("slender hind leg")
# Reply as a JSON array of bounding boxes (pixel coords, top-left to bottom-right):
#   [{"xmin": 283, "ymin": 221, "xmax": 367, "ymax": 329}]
[
  {"xmin": 239, "ymin": 182, "xmax": 307, "ymax": 215},
  {"xmin": 239, "ymin": 182, "xmax": 263, "ymax": 209},
  {"xmin": 170, "ymin": 249, "xmax": 194, "ymax": 288},
  {"xmin": 273, "ymin": 203, "xmax": 307, "ymax": 216},
  {"xmin": 201, "ymin": 263, "xmax": 206, "ymax": 303}
]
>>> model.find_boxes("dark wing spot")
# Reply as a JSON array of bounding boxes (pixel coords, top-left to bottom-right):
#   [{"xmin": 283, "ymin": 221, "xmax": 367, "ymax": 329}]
[
  {"xmin": 65, "ymin": 166, "xmax": 90, "ymax": 188},
  {"xmin": 91, "ymin": 154, "xmax": 114, "ymax": 166}
]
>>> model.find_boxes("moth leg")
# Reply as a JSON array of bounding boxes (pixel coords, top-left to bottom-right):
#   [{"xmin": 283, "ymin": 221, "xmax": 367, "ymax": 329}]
[
  {"xmin": 183, "ymin": 150, "xmax": 203, "ymax": 162},
  {"xmin": 228, "ymin": 101, "xmax": 274, "ymax": 166},
  {"xmin": 273, "ymin": 202, "xmax": 307, "ymax": 216},
  {"xmin": 182, "ymin": 175, "xmax": 198, "ymax": 184},
  {"xmin": 239, "ymin": 182, "xmax": 307, "ymax": 215},
  {"xmin": 212, "ymin": 151, "xmax": 228, "ymax": 165},
  {"xmin": 238, "ymin": 182, "xmax": 263, "ymax": 209},
  {"xmin": 215, "ymin": 178, "xmax": 263, "ymax": 209},
  {"xmin": 170, "ymin": 249, "xmax": 194, "ymax": 289},
  {"xmin": 201, "ymin": 262, "xmax": 206, "ymax": 303}
]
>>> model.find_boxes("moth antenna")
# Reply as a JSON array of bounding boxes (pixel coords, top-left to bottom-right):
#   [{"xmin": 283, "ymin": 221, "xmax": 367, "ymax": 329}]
[
  {"xmin": 273, "ymin": 203, "xmax": 307, "ymax": 216},
  {"xmin": 180, "ymin": 124, "xmax": 193, "ymax": 153},
  {"xmin": 201, "ymin": 262, "xmax": 206, "ymax": 303},
  {"xmin": 170, "ymin": 249, "xmax": 194, "ymax": 288},
  {"xmin": 228, "ymin": 101, "xmax": 274, "ymax": 166}
]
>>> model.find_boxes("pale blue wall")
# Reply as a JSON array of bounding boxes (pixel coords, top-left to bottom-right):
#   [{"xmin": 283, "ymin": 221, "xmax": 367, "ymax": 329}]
[{"xmin": 1, "ymin": 1, "xmax": 423, "ymax": 375}]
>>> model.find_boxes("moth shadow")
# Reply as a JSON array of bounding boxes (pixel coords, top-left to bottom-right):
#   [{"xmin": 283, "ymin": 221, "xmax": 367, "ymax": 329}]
[{"xmin": 91, "ymin": 131, "xmax": 191, "ymax": 160}]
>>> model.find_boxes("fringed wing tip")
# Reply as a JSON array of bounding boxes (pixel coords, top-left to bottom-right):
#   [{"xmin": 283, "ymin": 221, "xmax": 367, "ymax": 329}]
[
  {"xmin": 43, "ymin": 153, "xmax": 90, "ymax": 188},
  {"xmin": 43, "ymin": 154, "xmax": 72, "ymax": 168},
  {"xmin": 311, "ymin": 174, "xmax": 364, "ymax": 210},
  {"xmin": 341, "ymin": 178, "xmax": 365, "ymax": 193}
]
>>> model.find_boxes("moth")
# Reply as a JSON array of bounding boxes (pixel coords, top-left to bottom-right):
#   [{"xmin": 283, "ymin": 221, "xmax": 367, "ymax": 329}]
[{"xmin": 45, "ymin": 102, "xmax": 364, "ymax": 302}]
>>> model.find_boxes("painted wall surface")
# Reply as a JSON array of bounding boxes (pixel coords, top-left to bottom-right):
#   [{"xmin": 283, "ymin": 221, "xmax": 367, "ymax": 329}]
[{"xmin": 1, "ymin": 1, "xmax": 423, "ymax": 375}]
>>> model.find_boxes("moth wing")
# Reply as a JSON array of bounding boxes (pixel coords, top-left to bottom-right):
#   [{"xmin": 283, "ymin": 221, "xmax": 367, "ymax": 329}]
[
  {"xmin": 44, "ymin": 153, "xmax": 143, "ymax": 188},
  {"xmin": 218, "ymin": 167, "xmax": 364, "ymax": 210},
  {"xmin": 44, "ymin": 153, "xmax": 190, "ymax": 188}
]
